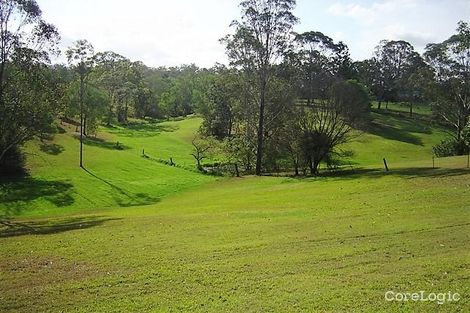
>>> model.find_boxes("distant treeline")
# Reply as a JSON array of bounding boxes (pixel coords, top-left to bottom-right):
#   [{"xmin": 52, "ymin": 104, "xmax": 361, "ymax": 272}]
[{"xmin": 0, "ymin": 0, "xmax": 469, "ymax": 175}]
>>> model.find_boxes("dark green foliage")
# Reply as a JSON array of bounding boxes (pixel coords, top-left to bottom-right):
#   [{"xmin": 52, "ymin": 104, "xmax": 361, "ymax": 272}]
[
  {"xmin": 200, "ymin": 71, "xmax": 234, "ymax": 139},
  {"xmin": 0, "ymin": 146, "xmax": 26, "ymax": 176},
  {"xmin": 433, "ymin": 138, "xmax": 468, "ymax": 157},
  {"xmin": 225, "ymin": 0, "xmax": 299, "ymax": 175},
  {"xmin": 0, "ymin": 51, "xmax": 63, "ymax": 173},
  {"xmin": 65, "ymin": 81, "xmax": 109, "ymax": 136},
  {"xmin": 0, "ymin": 0, "xmax": 60, "ymax": 174},
  {"xmin": 425, "ymin": 21, "xmax": 470, "ymax": 144},
  {"xmin": 434, "ymin": 124, "xmax": 470, "ymax": 157},
  {"xmin": 331, "ymin": 79, "xmax": 371, "ymax": 127},
  {"xmin": 292, "ymin": 31, "xmax": 353, "ymax": 103}
]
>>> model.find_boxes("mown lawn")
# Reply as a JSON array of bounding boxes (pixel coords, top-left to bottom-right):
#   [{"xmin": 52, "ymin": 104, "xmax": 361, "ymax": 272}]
[
  {"xmin": 1, "ymin": 163, "xmax": 469, "ymax": 312},
  {"xmin": 343, "ymin": 112, "xmax": 447, "ymax": 168},
  {"xmin": 0, "ymin": 113, "xmax": 469, "ymax": 312},
  {"xmin": 371, "ymin": 101, "xmax": 432, "ymax": 116},
  {"xmin": 0, "ymin": 117, "xmax": 216, "ymax": 217}
]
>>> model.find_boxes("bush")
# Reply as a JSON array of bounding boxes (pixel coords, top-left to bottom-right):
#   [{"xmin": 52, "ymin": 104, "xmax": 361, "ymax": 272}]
[
  {"xmin": 0, "ymin": 146, "xmax": 27, "ymax": 176},
  {"xmin": 433, "ymin": 138, "xmax": 468, "ymax": 157},
  {"xmin": 331, "ymin": 79, "xmax": 371, "ymax": 128}
]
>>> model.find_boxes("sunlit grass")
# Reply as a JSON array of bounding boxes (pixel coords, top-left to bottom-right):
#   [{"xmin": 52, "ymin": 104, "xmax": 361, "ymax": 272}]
[{"xmin": 0, "ymin": 112, "xmax": 468, "ymax": 312}]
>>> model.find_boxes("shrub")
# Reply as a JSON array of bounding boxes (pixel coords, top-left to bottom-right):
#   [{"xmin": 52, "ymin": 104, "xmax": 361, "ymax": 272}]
[
  {"xmin": 0, "ymin": 146, "xmax": 27, "ymax": 177},
  {"xmin": 433, "ymin": 138, "xmax": 468, "ymax": 157}
]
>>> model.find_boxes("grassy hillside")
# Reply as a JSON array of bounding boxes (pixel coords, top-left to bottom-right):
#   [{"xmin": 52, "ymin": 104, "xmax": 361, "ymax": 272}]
[
  {"xmin": 0, "ymin": 110, "xmax": 450, "ymax": 218},
  {"xmin": 371, "ymin": 102, "xmax": 432, "ymax": 116},
  {"xmin": 1, "ymin": 117, "xmax": 216, "ymax": 217},
  {"xmin": 1, "ymin": 162, "xmax": 469, "ymax": 312},
  {"xmin": 344, "ymin": 112, "xmax": 447, "ymax": 167},
  {"xmin": 1, "ymin": 111, "xmax": 469, "ymax": 312}
]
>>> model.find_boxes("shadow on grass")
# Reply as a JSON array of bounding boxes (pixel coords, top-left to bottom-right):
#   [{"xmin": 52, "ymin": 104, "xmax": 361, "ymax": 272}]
[
  {"xmin": 82, "ymin": 137, "xmax": 130, "ymax": 150},
  {"xmin": 0, "ymin": 216, "xmax": 121, "ymax": 238},
  {"xmin": 104, "ymin": 121, "xmax": 178, "ymax": 137},
  {"xmin": 366, "ymin": 112, "xmax": 434, "ymax": 146},
  {"xmin": 83, "ymin": 168, "xmax": 160, "ymax": 207},
  {"xmin": 39, "ymin": 143, "xmax": 65, "ymax": 155},
  {"xmin": 315, "ymin": 167, "xmax": 470, "ymax": 180},
  {"xmin": 57, "ymin": 126, "xmax": 67, "ymax": 134},
  {"xmin": 0, "ymin": 178, "xmax": 75, "ymax": 217},
  {"xmin": 367, "ymin": 121, "xmax": 424, "ymax": 146}
]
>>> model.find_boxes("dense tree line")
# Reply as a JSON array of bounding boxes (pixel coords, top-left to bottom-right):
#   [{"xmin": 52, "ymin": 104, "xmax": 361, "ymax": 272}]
[
  {"xmin": 0, "ymin": 0, "xmax": 62, "ymax": 174},
  {"xmin": 0, "ymin": 0, "xmax": 468, "ymax": 176},
  {"xmin": 200, "ymin": 0, "xmax": 373, "ymax": 175},
  {"xmin": 198, "ymin": 1, "xmax": 470, "ymax": 175}
]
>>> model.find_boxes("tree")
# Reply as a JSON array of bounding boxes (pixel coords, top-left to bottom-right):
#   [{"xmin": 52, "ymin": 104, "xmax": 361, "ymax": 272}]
[
  {"xmin": 297, "ymin": 103, "xmax": 352, "ymax": 175},
  {"xmin": 330, "ymin": 79, "xmax": 370, "ymax": 127},
  {"xmin": 354, "ymin": 59, "xmax": 382, "ymax": 105},
  {"xmin": 94, "ymin": 51, "xmax": 129, "ymax": 125},
  {"xmin": 0, "ymin": 0, "xmax": 60, "ymax": 174},
  {"xmin": 279, "ymin": 115, "xmax": 303, "ymax": 175},
  {"xmin": 372, "ymin": 40, "xmax": 420, "ymax": 108},
  {"xmin": 292, "ymin": 31, "xmax": 352, "ymax": 105},
  {"xmin": 160, "ymin": 74, "xmax": 194, "ymax": 117},
  {"xmin": 406, "ymin": 61, "xmax": 435, "ymax": 116},
  {"xmin": 224, "ymin": 0, "xmax": 298, "ymax": 175},
  {"xmin": 425, "ymin": 21, "xmax": 470, "ymax": 150},
  {"xmin": 191, "ymin": 137, "xmax": 211, "ymax": 170},
  {"xmin": 66, "ymin": 40, "xmax": 95, "ymax": 168},
  {"xmin": 65, "ymin": 81, "xmax": 109, "ymax": 136},
  {"xmin": 200, "ymin": 68, "xmax": 236, "ymax": 139}
]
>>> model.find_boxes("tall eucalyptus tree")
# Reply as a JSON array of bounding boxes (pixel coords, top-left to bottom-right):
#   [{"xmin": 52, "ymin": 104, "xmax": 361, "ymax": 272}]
[{"xmin": 223, "ymin": 0, "xmax": 298, "ymax": 175}]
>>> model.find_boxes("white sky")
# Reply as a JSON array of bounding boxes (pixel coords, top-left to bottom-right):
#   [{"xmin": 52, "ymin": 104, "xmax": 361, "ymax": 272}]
[{"xmin": 36, "ymin": 0, "xmax": 470, "ymax": 68}]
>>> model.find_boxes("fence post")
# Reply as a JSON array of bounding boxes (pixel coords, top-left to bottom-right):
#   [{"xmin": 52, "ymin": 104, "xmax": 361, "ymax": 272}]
[{"xmin": 383, "ymin": 158, "xmax": 389, "ymax": 172}]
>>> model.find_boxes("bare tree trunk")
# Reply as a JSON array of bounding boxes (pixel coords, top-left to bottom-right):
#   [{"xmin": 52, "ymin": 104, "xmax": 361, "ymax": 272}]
[
  {"xmin": 124, "ymin": 96, "xmax": 128, "ymax": 124},
  {"xmin": 79, "ymin": 75, "xmax": 84, "ymax": 168},
  {"xmin": 0, "ymin": 64, "xmax": 5, "ymax": 104},
  {"xmin": 107, "ymin": 91, "xmax": 114, "ymax": 126},
  {"xmin": 83, "ymin": 115, "xmax": 88, "ymax": 137},
  {"xmin": 255, "ymin": 76, "xmax": 266, "ymax": 176},
  {"xmin": 311, "ymin": 159, "xmax": 320, "ymax": 175},
  {"xmin": 234, "ymin": 163, "xmax": 240, "ymax": 177},
  {"xmin": 308, "ymin": 156, "xmax": 314, "ymax": 175}
]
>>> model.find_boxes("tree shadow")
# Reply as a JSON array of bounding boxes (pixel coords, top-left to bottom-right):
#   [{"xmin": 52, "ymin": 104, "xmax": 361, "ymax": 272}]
[
  {"xmin": 366, "ymin": 112, "xmax": 434, "ymax": 146},
  {"xmin": 367, "ymin": 121, "xmax": 424, "ymax": 146},
  {"xmin": 39, "ymin": 143, "xmax": 65, "ymax": 155},
  {"xmin": 56, "ymin": 126, "xmax": 67, "ymax": 134},
  {"xmin": 316, "ymin": 167, "xmax": 470, "ymax": 180},
  {"xmin": 82, "ymin": 136, "xmax": 130, "ymax": 150},
  {"xmin": 82, "ymin": 168, "xmax": 160, "ymax": 207},
  {"xmin": 0, "ymin": 178, "xmax": 75, "ymax": 217},
  {"xmin": 0, "ymin": 216, "xmax": 121, "ymax": 238},
  {"xmin": 104, "ymin": 121, "xmax": 178, "ymax": 138}
]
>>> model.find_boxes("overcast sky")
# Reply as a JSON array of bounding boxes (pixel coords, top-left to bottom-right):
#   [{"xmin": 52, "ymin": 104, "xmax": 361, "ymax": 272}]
[{"xmin": 36, "ymin": 0, "xmax": 470, "ymax": 68}]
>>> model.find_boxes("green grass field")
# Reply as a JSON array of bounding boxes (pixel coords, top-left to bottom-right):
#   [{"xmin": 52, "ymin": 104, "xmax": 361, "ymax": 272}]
[
  {"xmin": 371, "ymin": 101, "xmax": 432, "ymax": 117},
  {"xmin": 1, "ymin": 112, "xmax": 469, "ymax": 312},
  {"xmin": 1, "ymin": 117, "xmax": 216, "ymax": 217}
]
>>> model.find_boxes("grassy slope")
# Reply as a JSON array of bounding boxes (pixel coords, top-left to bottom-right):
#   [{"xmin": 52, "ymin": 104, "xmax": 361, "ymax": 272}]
[
  {"xmin": 371, "ymin": 102, "xmax": 432, "ymax": 116},
  {"xmin": 0, "ymin": 117, "xmax": 216, "ymax": 217},
  {"xmin": 1, "ymin": 111, "xmax": 469, "ymax": 312},
  {"xmin": 1, "ymin": 165, "xmax": 469, "ymax": 312},
  {"xmin": 344, "ymin": 112, "xmax": 447, "ymax": 167}
]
